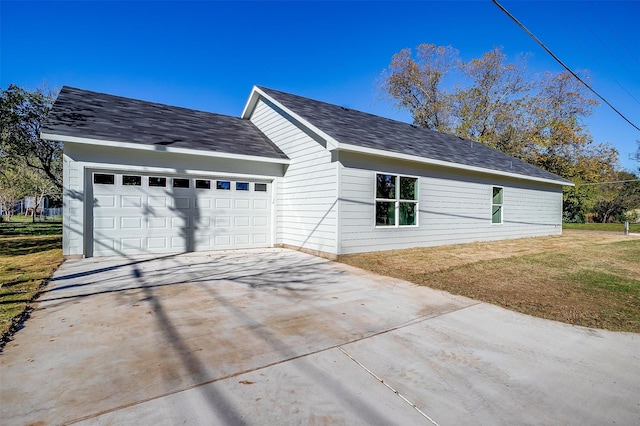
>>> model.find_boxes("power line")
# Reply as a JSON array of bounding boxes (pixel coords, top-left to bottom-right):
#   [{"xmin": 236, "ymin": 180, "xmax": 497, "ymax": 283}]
[
  {"xmin": 576, "ymin": 179, "xmax": 639, "ymax": 186},
  {"xmin": 492, "ymin": 0, "xmax": 640, "ymax": 132}
]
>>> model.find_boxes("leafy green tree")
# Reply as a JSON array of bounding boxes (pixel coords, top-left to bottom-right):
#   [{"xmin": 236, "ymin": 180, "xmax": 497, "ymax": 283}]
[
  {"xmin": 0, "ymin": 84, "xmax": 61, "ymax": 191},
  {"xmin": 381, "ymin": 44, "xmax": 619, "ymax": 220},
  {"xmin": 592, "ymin": 171, "xmax": 640, "ymax": 223}
]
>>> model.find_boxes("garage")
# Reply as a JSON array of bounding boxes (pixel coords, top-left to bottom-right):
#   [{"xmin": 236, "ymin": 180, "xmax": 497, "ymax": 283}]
[{"xmin": 90, "ymin": 171, "xmax": 272, "ymax": 256}]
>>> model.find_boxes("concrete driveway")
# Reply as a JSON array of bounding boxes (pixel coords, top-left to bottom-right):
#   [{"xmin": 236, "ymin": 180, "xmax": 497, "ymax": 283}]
[{"xmin": 1, "ymin": 249, "xmax": 639, "ymax": 425}]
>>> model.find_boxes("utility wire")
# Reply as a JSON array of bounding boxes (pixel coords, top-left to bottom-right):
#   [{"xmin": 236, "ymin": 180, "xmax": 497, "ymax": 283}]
[
  {"xmin": 492, "ymin": 0, "xmax": 640, "ymax": 132},
  {"xmin": 576, "ymin": 179, "xmax": 639, "ymax": 186}
]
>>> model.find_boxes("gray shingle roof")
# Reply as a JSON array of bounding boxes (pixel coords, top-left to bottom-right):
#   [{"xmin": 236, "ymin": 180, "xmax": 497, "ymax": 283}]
[
  {"xmin": 258, "ymin": 86, "xmax": 572, "ymax": 184},
  {"xmin": 42, "ymin": 86, "xmax": 288, "ymax": 160}
]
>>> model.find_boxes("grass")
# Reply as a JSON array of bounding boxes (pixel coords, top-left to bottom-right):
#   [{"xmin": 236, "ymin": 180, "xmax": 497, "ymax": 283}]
[
  {"xmin": 339, "ymin": 231, "xmax": 640, "ymax": 333},
  {"xmin": 563, "ymin": 222, "xmax": 640, "ymax": 233},
  {"xmin": 0, "ymin": 220, "xmax": 64, "ymax": 345}
]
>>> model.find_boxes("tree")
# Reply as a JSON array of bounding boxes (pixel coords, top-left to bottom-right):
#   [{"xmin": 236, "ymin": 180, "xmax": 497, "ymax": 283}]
[
  {"xmin": 592, "ymin": 171, "xmax": 640, "ymax": 223},
  {"xmin": 381, "ymin": 44, "xmax": 620, "ymax": 220},
  {"xmin": 0, "ymin": 84, "xmax": 62, "ymax": 191}
]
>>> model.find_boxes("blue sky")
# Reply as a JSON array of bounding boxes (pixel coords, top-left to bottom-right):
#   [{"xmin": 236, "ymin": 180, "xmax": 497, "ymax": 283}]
[{"xmin": 2, "ymin": 0, "xmax": 639, "ymax": 171}]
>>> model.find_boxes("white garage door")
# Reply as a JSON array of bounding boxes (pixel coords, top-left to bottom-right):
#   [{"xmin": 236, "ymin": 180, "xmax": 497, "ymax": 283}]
[{"xmin": 91, "ymin": 172, "xmax": 271, "ymax": 256}]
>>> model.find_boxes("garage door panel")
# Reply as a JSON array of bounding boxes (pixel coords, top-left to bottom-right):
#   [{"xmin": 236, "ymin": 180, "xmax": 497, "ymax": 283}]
[
  {"xmin": 94, "ymin": 196, "xmax": 115, "ymax": 207},
  {"xmin": 149, "ymin": 196, "xmax": 168, "ymax": 207},
  {"xmin": 174, "ymin": 198, "xmax": 190, "ymax": 209},
  {"xmin": 235, "ymin": 216, "xmax": 250, "ymax": 227},
  {"xmin": 91, "ymin": 172, "xmax": 271, "ymax": 256},
  {"xmin": 122, "ymin": 196, "xmax": 142, "ymax": 207},
  {"xmin": 94, "ymin": 217, "xmax": 115, "ymax": 229},
  {"xmin": 171, "ymin": 217, "xmax": 190, "ymax": 228},
  {"xmin": 148, "ymin": 217, "xmax": 168, "ymax": 228},
  {"xmin": 254, "ymin": 216, "xmax": 268, "ymax": 227},
  {"xmin": 122, "ymin": 238, "xmax": 143, "ymax": 250},
  {"xmin": 121, "ymin": 217, "xmax": 142, "ymax": 229},
  {"xmin": 148, "ymin": 237, "xmax": 168, "ymax": 249},
  {"xmin": 215, "ymin": 198, "xmax": 231, "ymax": 209}
]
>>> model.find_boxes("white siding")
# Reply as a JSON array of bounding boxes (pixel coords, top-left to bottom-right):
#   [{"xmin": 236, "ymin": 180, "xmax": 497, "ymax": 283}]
[
  {"xmin": 62, "ymin": 142, "xmax": 285, "ymax": 257},
  {"xmin": 62, "ymin": 153, "xmax": 84, "ymax": 256},
  {"xmin": 249, "ymin": 98, "xmax": 338, "ymax": 255},
  {"xmin": 338, "ymin": 153, "xmax": 563, "ymax": 255}
]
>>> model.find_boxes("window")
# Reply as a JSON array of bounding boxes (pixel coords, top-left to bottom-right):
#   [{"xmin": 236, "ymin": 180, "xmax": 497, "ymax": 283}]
[
  {"xmin": 149, "ymin": 177, "xmax": 166, "ymax": 187},
  {"xmin": 375, "ymin": 173, "xmax": 418, "ymax": 227},
  {"xmin": 195, "ymin": 179, "xmax": 211, "ymax": 189},
  {"xmin": 94, "ymin": 173, "xmax": 114, "ymax": 185},
  {"xmin": 254, "ymin": 183, "xmax": 267, "ymax": 192},
  {"xmin": 216, "ymin": 180, "xmax": 231, "ymax": 190},
  {"xmin": 173, "ymin": 178, "xmax": 190, "ymax": 188},
  {"xmin": 492, "ymin": 186, "xmax": 503, "ymax": 224},
  {"xmin": 122, "ymin": 175, "xmax": 141, "ymax": 186},
  {"xmin": 236, "ymin": 182, "xmax": 249, "ymax": 191}
]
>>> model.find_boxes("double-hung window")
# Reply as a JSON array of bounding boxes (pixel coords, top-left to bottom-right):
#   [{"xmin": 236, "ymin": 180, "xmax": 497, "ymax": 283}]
[
  {"xmin": 492, "ymin": 186, "xmax": 503, "ymax": 224},
  {"xmin": 375, "ymin": 173, "xmax": 418, "ymax": 227}
]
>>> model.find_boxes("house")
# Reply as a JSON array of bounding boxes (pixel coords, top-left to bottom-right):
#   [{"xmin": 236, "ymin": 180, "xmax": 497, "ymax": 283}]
[{"xmin": 41, "ymin": 86, "xmax": 573, "ymax": 258}]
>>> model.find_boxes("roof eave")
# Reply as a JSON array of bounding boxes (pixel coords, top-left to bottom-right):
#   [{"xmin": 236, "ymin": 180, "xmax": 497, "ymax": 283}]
[
  {"xmin": 40, "ymin": 132, "xmax": 291, "ymax": 165},
  {"xmin": 334, "ymin": 143, "xmax": 574, "ymax": 187}
]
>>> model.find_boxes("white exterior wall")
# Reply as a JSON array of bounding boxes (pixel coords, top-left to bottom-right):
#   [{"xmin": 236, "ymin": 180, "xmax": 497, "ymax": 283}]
[
  {"xmin": 338, "ymin": 153, "xmax": 563, "ymax": 255},
  {"xmin": 62, "ymin": 142, "xmax": 285, "ymax": 257},
  {"xmin": 249, "ymin": 98, "xmax": 338, "ymax": 255}
]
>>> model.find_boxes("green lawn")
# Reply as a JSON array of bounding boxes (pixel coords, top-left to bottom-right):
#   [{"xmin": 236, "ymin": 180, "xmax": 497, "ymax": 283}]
[{"xmin": 0, "ymin": 220, "xmax": 64, "ymax": 346}]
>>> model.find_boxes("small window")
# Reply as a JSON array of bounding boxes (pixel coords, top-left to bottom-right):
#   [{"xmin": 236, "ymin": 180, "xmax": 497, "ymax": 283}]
[
  {"xmin": 375, "ymin": 173, "xmax": 418, "ymax": 227},
  {"xmin": 149, "ymin": 177, "xmax": 167, "ymax": 187},
  {"xmin": 492, "ymin": 187, "xmax": 503, "ymax": 224},
  {"xmin": 122, "ymin": 175, "xmax": 141, "ymax": 186},
  {"xmin": 94, "ymin": 173, "xmax": 115, "ymax": 185},
  {"xmin": 217, "ymin": 181, "xmax": 231, "ymax": 190},
  {"xmin": 173, "ymin": 178, "xmax": 190, "ymax": 188},
  {"xmin": 236, "ymin": 182, "xmax": 249, "ymax": 191},
  {"xmin": 195, "ymin": 179, "xmax": 211, "ymax": 189},
  {"xmin": 254, "ymin": 183, "xmax": 267, "ymax": 192}
]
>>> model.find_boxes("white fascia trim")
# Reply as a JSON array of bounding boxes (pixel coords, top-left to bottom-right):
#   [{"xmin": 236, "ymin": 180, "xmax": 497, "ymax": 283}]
[
  {"xmin": 241, "ymin": 86, "xmax": 340, "ymax": 150},
  {"xmin": 41, "ymin": 132, "xmax": 291, "ymax": 165},
  {"xmin": 79, "ymin": 161, "xmax": 280, "ymax": 180},
  {"xmin": 336, "ymin": 143, "xmax": 574, "ymax": 187}
]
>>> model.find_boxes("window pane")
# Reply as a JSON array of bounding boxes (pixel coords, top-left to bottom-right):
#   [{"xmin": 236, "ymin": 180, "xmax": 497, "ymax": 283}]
[
  {"xmin": 149, "ymin": 177, "xmax": 166, "ymax": 187},
  {"xmin": 122, "ymin": 175, "xmax": 141, "ymax": 186},
  {"xmin": 94, "ymin": 174, "xmax": 114, "ymax": 185},
  {"xmin": 216, "ymin": 181, "xmax": 230, "ymax": 190},
  {"xmin": 173, "ymin": 178, "xmax": 190, "ymax": 188},
  {"xmin": 236, "ymin": 182, "xmax": 249, "ymax": 191},
  {"xmin": 376, "ymin": 174, "xmax": 396, "ymax": 199},
  {"xmin": 400, "ymin": 177, "xmax": 417, "ymax": 200},
  {"xmin": 195, "ymin": 179, "xmax": 211, "ymax": 189},
  {"xmin": 376, "ymin": 201, "xmax": 395, "ymax": 226},
  {"xmin": 493, "ymin": 187, "xmax": 503, "ymax": 204},
  {"xmin": 254, "ymin": 183, "xmax": 267, "ymax": 192},
  {"xmin": 492, "ymin": 206, "xmax": 502, "ymax": 223},
  {"xmin": 399, "ymin": 202, "xmax": 417, "ymax": 226}
]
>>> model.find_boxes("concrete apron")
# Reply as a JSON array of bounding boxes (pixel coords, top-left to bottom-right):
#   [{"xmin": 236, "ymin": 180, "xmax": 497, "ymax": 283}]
[{"xmin": 0, "ymin": 249, "xmax": 638, "ymax": 425}]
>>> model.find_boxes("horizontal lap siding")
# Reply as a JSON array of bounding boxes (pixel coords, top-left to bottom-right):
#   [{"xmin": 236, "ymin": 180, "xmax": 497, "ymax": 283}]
[
  {"xmin": 338, "ymin": 157, "xmax": 562, "ymax": 254},
  {"xmin": 250, "ymin": 99, "xmax": 338, "ymax": 254},
  {"xmin": 63, "ymin": 154, "xmax": 84, "ymax": 256}
]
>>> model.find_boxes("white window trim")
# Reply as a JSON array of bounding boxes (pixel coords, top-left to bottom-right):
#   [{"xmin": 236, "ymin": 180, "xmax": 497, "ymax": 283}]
[
  {"xmin": 491, "ymin": 186, "xmax": 504, "ymax": 225},
  {"xmin": 374, "ymin": 172, "xmax": 419, "ymax": 228}
]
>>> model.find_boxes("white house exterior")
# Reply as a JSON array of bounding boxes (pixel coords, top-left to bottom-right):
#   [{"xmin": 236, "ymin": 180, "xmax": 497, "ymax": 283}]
[{"xmin": 41, "ymin": 86, "xmax": 572, "ymax": 259}]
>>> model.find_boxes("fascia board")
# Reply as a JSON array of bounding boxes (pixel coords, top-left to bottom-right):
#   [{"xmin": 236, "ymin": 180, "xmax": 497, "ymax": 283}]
[
  {"xmin": 241, "ymin": 86, "xmax": 341, "ymax": 150},
  {"xmin": 77, "ymin": 160, "xmax": 282, "ymax": 180},
  {"xmin": 335, "ymin": 143, "xmax": 574, "ymax": 187},
  {"xmin": 41, "ymin": 132, "xmax": 291, "ymax": 165}
]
